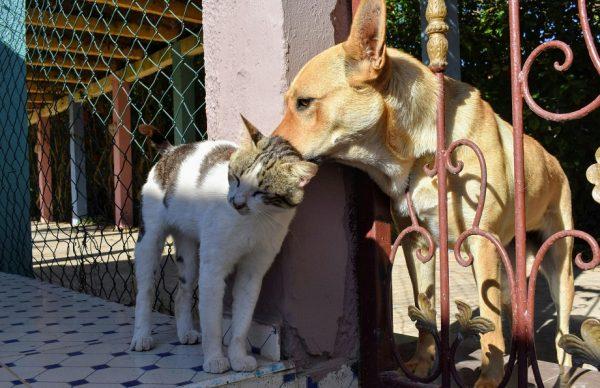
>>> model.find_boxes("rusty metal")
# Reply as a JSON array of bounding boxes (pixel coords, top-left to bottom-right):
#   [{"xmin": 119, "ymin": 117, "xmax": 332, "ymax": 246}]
[
  {"xmin": 506, "ymin": 0, "xmax": 530, "ymax": 385},
  {"xmin": 375, "ymin": 0, "xmax": 600, "ymax": 386},
  {"xmin": 390, "ymin": 192, "xmax": 435, "ymax": 266}
]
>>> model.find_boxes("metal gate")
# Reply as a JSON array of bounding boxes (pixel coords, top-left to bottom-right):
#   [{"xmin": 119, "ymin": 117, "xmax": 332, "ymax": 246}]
[{"xmin": 368, "ymin": 0, "xmax": 600, "ymax": 386}]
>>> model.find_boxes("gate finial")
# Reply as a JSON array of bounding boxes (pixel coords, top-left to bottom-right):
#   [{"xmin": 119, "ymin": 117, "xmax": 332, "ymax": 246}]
[{"xmin": 425, "ymin": 0, "xmax": 449, "ymax": 72}]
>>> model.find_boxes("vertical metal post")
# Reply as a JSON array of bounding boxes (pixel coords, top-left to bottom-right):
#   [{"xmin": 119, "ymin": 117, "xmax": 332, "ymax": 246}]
[
  {"xmin": 507, "ymin": 0, "xmax": 529, "ymax": 385},
  {"xmin": 425, "ymin": 0, "xmax": 450, "ymax": 385},
  {"xmin": 111, "ymin": 76, "xmax": 133, "ymax": 228},
  {"xmin": 172, "ymin": 41, "xmax": 198, "ymax": 145},
  {"xmin": 69, "ymin": 100, "xmax": 88, "ymax": 225},
  {"xmin": 37, "ymin": 116, "xmax": 53, "ymax": 222},
  {"xmin": 0, "ymin": 0, "xmax": 32, "ymax": 275}
]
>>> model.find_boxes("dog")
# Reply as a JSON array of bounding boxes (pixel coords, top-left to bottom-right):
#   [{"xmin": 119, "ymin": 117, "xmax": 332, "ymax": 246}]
[{"xmin": 272, "ymin": 0, "xmax": 574, "ymax": 386}]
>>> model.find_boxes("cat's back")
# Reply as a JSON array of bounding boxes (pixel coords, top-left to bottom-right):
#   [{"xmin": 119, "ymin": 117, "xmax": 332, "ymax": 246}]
[{"xmin": 143, "ymin": 139, "xmax": 237, "ymax": 213}]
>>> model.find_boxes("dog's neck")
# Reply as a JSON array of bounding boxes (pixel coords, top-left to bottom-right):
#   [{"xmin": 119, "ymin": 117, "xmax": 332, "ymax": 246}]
[
  {"xmin": 384, "ymin": 49, "xmax": 439, "ymax": 159},
  {"xmin": 336, "ymin": 50, "xmax": 440, "ymax": 205},
  {"xmin": 333, "ymin": 125, "xmax": 414, "ymax": 204}
]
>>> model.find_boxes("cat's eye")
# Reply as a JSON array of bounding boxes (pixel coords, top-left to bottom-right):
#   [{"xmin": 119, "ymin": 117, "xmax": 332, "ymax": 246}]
[
  {"xmin": 296, "ymin": 97, "xmax": 314, "ymax": 111},
  {"xmin": 252, "ymin": 190, "xmax": 266, "ymax": 197},
  {"xmin": 231, "ymin": 175, "xmax": 240, "ymax": 186}
]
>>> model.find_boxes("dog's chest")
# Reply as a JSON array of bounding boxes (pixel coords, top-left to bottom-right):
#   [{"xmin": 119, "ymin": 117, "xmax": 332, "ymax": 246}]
[{"xmin": 395, "ymin": 177, "xmax": 462, "ymax": 243}]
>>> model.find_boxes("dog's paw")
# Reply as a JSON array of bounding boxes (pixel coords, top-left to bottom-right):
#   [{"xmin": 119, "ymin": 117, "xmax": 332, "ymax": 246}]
[
  {"xmin": 230, "ymin": 354, "xmax": 257, "ymax": 372},
  {"xmin": 130, "ymin": 333, "xmax": 154, "ymax": 351},
  {"xmin": 203, "ymin": 355, "xmax": 230, "ymax": 374},
  {"xmin": 474, "ymin": 376, "xmax": 501, "ymax": 388},
  {"xmin": 178, "ymin": 329, "xmax": 200, "ymax": 345},
  {"xmin": 404, "ymin": 352, "xmax": 434, "ymax": 377}
]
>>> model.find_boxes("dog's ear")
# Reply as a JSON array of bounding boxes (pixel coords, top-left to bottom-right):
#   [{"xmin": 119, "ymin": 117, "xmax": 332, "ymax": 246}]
[
  {"xmin": 240, "ymin": 114, "xmax": 264, "ymax": 146},
  {"xmin": 343, "ymin": 0, "xmax": 387, "ymax": 80}
]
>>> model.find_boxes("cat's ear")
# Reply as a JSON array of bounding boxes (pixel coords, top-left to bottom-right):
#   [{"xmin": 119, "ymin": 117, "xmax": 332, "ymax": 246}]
[
  {"xmin": 290, "ymin": 161, "xmax": 318, "ymax": 188},
  {"xmin": 240, "ymin": 114, "xmax": 264, "ymax": 146}
]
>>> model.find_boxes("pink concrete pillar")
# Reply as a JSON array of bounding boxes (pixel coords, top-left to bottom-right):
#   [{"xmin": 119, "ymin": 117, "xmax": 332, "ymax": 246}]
[
  {"xmin": 204, "ymin": 0, "xmax": 357, "ymax": 367},
  {"xmin": 37, "ymin": 117, "xmax": 52, "ymax": 222},
  {"xmin": 111, "ymin": 76, "xmax": 133, "ymax": 228}
]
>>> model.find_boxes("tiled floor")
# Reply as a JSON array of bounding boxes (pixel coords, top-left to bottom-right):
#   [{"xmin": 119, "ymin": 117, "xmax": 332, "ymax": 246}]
[{"xmin": 0, "ymin": 272, "xmax": 293, "ymax": 387}]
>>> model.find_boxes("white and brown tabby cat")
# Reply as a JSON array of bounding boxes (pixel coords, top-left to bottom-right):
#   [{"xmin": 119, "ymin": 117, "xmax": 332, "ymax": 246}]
[{"xmin": 130, "ymin": 118, "xmax": 318, "ymax": 374}]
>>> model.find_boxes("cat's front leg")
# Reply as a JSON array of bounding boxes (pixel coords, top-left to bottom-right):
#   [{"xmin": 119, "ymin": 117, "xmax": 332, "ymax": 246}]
[
  {"xmin": 228, "ymin": 256, "xmax": 271, "ymax": 372},
  {"xmin": 199, "ymin": 257, "xmax": 230, "ymax": 373}
]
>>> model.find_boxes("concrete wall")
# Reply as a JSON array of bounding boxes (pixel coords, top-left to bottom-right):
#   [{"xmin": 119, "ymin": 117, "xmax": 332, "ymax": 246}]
[
  {"xmin": 203, "ymin": 0, "xmax": 288, "ymax": 141},
  {"xmin": 0, "ymin": 0, "xmax": 33, "ymax": 276},
  {"xmin": 203, "ymin": 0, "xmax": 358, "ymax": 368}
]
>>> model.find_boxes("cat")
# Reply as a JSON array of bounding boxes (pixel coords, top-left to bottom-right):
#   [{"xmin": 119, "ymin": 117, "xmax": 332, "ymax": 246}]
[{"xmin": 129, "ymin": 117, "xmax": 318, "ymax": 374}]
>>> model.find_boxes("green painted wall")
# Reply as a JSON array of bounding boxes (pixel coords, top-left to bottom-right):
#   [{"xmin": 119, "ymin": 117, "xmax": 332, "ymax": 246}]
[{"xmin": 0, "ymin": 0, "xmax": 33, "ymax": 276}]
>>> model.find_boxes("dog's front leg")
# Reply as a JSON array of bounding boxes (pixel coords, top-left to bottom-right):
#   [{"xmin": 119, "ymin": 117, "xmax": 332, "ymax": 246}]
[
  {"xmin": 470, "ymin": 236, "xmax": 505, "ymax": 388},
  {"xmin": 402, "ymin": 236, "xmax": 437, "ymax": 377}
]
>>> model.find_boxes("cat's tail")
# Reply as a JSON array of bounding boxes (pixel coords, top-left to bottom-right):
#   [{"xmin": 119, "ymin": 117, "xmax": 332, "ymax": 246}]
[{"xmin": 138, "ymin": 124, "xmax": 173, "ymax": 154}]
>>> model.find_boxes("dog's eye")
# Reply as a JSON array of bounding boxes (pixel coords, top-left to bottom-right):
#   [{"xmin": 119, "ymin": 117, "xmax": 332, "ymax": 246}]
[{"xmin": 296, "ymin": 98, "xmax": 314, "ymax": 111}]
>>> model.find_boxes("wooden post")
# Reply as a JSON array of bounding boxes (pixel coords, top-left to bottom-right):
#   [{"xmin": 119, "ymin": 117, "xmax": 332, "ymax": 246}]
[
  {"xmin": 111, "ymin": 76, "xmax": 133, "ymax": 228},
  {"xmin": 0, "ymin": 0, "xmax": 33, "ymax": 275},
  {"xmin": 69, "ymin": 100, "xmax": 88, "ymax": 225},
  {"xmin": 37, "ymin": 117, "xmax": 53, "ymax": 222},
  {"xmin": 172, "ymin": 40, "xmax": 198, "ymax": 144}
]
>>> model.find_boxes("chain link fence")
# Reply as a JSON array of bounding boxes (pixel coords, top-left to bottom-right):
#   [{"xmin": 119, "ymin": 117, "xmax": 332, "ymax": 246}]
[{"xmin": 1, "ymin": 0, "xmax": 206, "ymax": 315}]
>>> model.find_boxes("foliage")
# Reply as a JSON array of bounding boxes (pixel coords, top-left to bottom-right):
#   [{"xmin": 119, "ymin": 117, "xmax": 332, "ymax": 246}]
[{"xmin": 387, "ymin": 0, "xmax": 600, "ymax": 242}]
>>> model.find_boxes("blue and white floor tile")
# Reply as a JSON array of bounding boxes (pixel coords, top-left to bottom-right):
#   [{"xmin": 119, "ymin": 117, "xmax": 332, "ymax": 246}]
[{"xmin": 0, "ymin": 272, "xmax": 293, "ymax": 387}]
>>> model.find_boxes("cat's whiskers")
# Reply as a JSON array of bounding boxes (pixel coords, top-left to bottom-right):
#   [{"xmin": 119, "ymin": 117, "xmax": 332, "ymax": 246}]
[{"xmin": 256, "ymin": 209, "xmax": 286, "ymax": 228}]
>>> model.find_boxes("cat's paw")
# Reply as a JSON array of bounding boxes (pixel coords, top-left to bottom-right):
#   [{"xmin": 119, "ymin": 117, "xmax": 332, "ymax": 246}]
[
  {"xmin": 178, "ymin": 329, "xmax": 200, "ymax": 345},
  {"xmin": 130, "ymin": 333, "xmax": 154, "ymax": 351},
  {"xmin": 203, "ymin": 355, "xmax": 230, "ymax": 374},
  {"xmin": 230, "ymin": 354, "xmax": 257, "ymax": 372}
]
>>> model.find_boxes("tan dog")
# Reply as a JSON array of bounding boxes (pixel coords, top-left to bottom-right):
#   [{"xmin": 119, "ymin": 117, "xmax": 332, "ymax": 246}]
[{"xmin": 273, "ymin": 0, "xmax": 574, "ymax": 386}]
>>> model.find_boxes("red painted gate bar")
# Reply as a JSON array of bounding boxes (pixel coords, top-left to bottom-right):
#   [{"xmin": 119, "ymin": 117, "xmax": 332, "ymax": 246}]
[
  {"xmin": 37, "ymin": 116, "xmax": 52, "ymax": 222},
  {"xmin": 111, "ymin": 76, "xmax": 133, "ymax": 228}
]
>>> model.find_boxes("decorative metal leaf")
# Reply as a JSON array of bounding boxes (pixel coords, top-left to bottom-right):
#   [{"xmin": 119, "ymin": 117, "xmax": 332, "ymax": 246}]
[
  {"xmin": 454, "ymin": 299, "xmax": 495, "ymax": 337},
  {"xmin": 408, "ymin": 293, "xmax": 437, "ymax": 334},
  {"xmin": 586, "ymin": 148, "xmax": 600, "ymax": 203},
  {"xmin": 559, "ymin": 318, "xmax": 600, "ymax": 367}
]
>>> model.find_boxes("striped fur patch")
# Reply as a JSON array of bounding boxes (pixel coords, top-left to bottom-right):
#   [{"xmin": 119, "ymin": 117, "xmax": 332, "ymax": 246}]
[
  {"xmin": 154, "ymin": 143, "xmax": 196, "ymax": 207},
  {"xmin": 197, "ymin": 144, "xmax": 237, "ymax": 187}
]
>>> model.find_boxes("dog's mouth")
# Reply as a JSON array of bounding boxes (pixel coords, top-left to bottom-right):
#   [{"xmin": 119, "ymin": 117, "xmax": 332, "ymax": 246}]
[{"xmin": 307, "ymin": 156, "xmax": 329, "ymax": 165}]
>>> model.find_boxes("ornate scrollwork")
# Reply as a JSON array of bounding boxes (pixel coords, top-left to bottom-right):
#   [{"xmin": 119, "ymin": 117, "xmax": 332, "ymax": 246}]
[
  {"xmin": 443, "ymin": 137, "xmax": 521, "ymax": 386},
  {"xmin": 454, "ymin": 300, "xmax": 495, "ymax": 338},
  {"xmin": 408, "ymin": 293, "xmax": 438, "ymax": 335},
  {"xmin": 558, "ymin": 318, "xmax": 600, "ymax": 368},
  {"xmin": 449, "ymin": 300, "xmax": 498, "ymax": 388},
  {"xmin": 390, "ymin": 191, "xmax": 436, "ymax": 264},
  {"xmin": 389, "ymin": 292, "xmax": 442, "ymax": 383},
  {"xmin": 385, "ymin": 0, "xmax": 599, "ymax": 385},
  {"xmin": 526, "ymin": 230, "xmax": 600, "ymax": 384},
  {"xmin": 520, "ymin": 0, "xmax": 600, "ymax": 122},
  {"xmin": 425, "ymin": 0, "xmax": 449, "ymax": 72},
  {"xmin": 586, "ymin": 148, "xmax": 600, "ymax": 204}
]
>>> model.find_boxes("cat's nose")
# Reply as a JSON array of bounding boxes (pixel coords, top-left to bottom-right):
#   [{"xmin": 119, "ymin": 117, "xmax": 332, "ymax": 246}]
[
  {"xmin": 229, "ymin": 196, "xmax": 247, "ymax": 211},
  {"xmin": 233, "ymin": 201, "xmax": 246, "ymax": 210}
]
